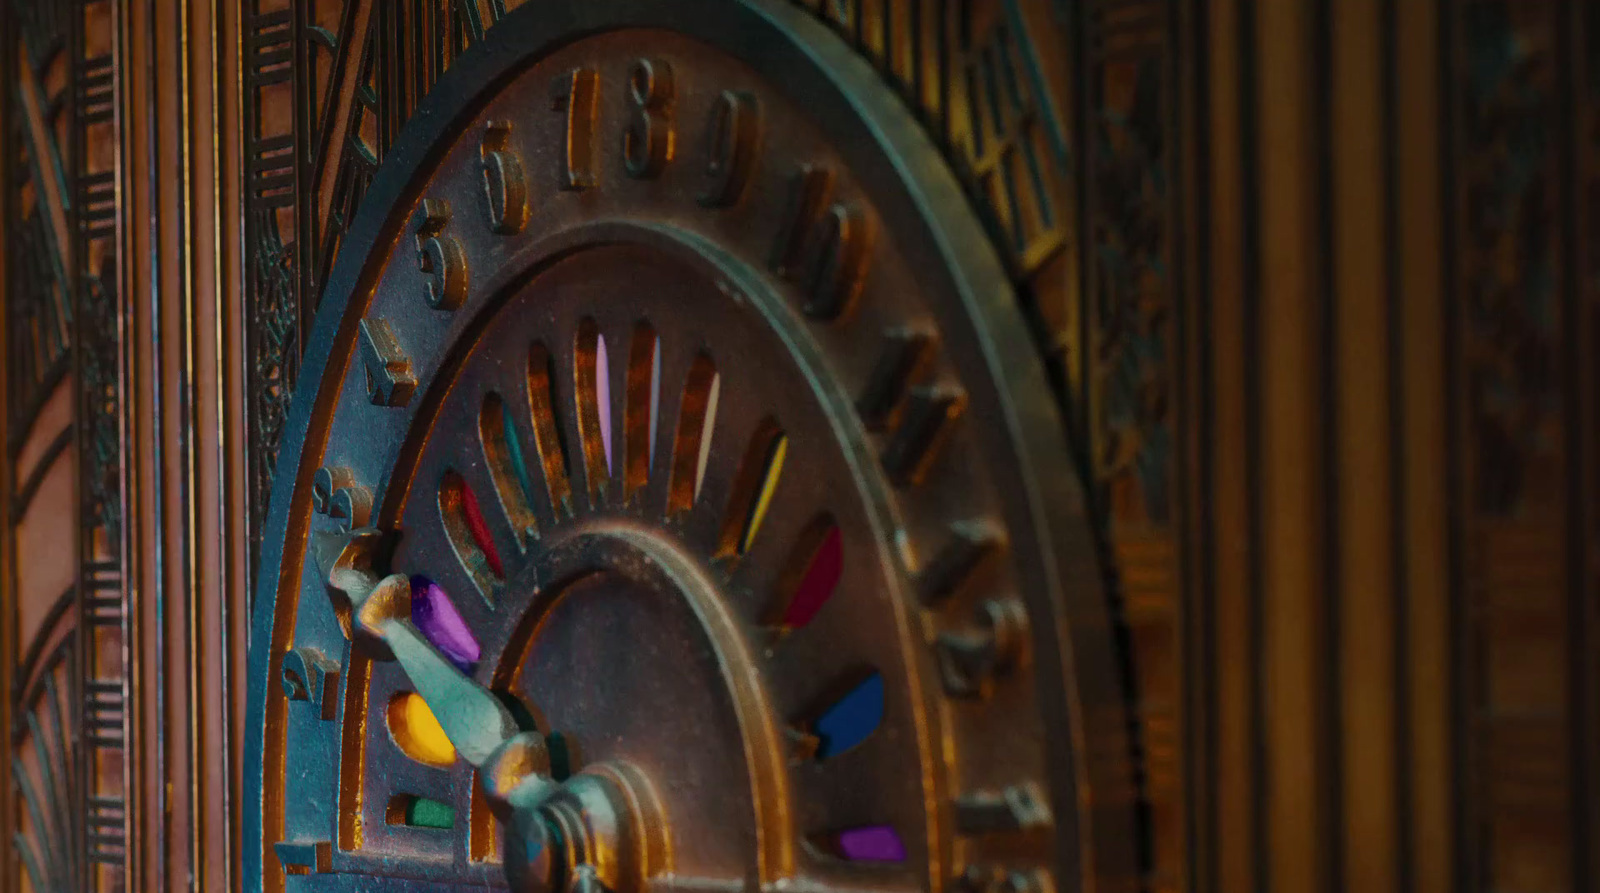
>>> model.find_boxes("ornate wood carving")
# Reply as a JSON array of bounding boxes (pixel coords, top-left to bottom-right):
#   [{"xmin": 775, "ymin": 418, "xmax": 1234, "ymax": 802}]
[
  {"xmin": 2, "ymin": 0, "xmax": 1599, "ymax": 890},
  {"xmin": 5, "ymin": 0, "xmax": 133, "ymax": 887},
  {"xmin": 10, "ymin": 594, "xmax": 82, "ymax": 893},
  {"xmin": 5, "ymin": 0, "xmax": 72, "ymax": 448},
  {"xmin": 70, "ymin": 0, "xmax": 131, "ymax": 885},
  {"xmin": 1445, "ymin": 1, "xmax": 1588, "ymax": 890}
]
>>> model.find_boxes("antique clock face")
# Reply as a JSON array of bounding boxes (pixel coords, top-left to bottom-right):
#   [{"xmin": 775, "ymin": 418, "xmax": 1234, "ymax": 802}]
[{"xmin": 243, "ymin": 2, "xmax": 1129, "ymax": 892}]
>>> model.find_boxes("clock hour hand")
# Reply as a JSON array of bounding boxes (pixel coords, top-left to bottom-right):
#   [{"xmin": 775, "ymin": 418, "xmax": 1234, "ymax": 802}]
[
  {"xmin": 316, "ymin": 528, "xmax": 522, "ymax": 765},
  {"xmin": 351, "ymin": 572, "xmax": 521, "ymax": 766},
  {"xmin": 321, "ymin": 529, "xmax": 659, "ymax": 892},
  {"xmin": 317, "ymin": 528, "xmax": 562, "ymax": 868},
  {"xmin": 350, "ymin": 571, "xmax": 566, "ymax": 867}
]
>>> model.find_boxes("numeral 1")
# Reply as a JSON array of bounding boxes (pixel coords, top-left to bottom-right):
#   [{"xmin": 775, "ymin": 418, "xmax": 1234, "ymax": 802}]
[
  {"xmin": 770, "ymin": 164, "xmax": 872, "ymax": 321},
  {"xmin": 551, "ymin": 67, "xmax": 600, "ymax": 190}
]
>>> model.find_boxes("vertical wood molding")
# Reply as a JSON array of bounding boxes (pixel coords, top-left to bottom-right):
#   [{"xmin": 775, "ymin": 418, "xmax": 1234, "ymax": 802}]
[
  {"xmin": 0, "ymin": 4, "xmax": 14, "ymax": 883},
  {"xmin": 1572, "ymin": 0, "xmax": 1600, "ymax": 884},
  {"xmin": 1177, "ymin": 0, "xmax": 1212, "ymax": 886},
  {"xmin": 5, "ymin": 1, "xmax": 1600, "ymax": 890},
  {"xmin": 79, "ymin": 0, "xmax": 135, "ymax": 885},
  {"xmin": 1330, "ymin": 0, "xmax": 1399, "ymax": 889},
  {"xmin": 1393, "ymin": 1, "xmax": 1453, "ymax": 892},
  {"xmin": 129, "ymin": 0, "xmax": 246, "ymax": 887},
  {"xmin": 1202, "ymin": 0, "xmax": 1261, "ymax": 888},
  {"xmin": 1253, "ymin": 1, "xmax": 1333, "ymax": 889},
  {"xmin": 217, "ymin": 0, "xmax": 250, "ymax": 885},
  {"xmin": 1191, "ymin": 2, "xmax": 1459, "ymax": 891},
  {"xmin": 126, "ymin": 0, "xmax": 157, "ymax": 882}
]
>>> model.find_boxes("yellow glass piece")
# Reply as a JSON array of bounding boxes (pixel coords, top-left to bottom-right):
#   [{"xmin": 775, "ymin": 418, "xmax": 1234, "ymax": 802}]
[
  {"xmin": 742, "ymin": 435, "xmax": 789, "ymax": 553},
  {"xmin": 387, "ymin": 692, "xmax": 458, "ymax": 767}
]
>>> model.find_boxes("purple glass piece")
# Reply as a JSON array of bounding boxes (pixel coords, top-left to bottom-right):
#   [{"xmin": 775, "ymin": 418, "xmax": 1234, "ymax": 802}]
[
  {"xmin": 836, "ymin": 826, "xmax": 905, "ymax": 863},
  {"xmin": 410, "ymin": 575, "xmax": 481, "ymax": 673}
]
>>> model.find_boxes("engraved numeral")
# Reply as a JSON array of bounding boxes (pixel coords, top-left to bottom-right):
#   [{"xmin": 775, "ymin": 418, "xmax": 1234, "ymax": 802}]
[
  {"xmin": 699, "ymin": 90, "xmax": 760, "ymax": 206},
  {"xmin": 481, "ymin": 121, "xmax": 529, "ymax": 234},
  {"xmin": 359, "ymin": 318, "xmax": 417, "ymax": 407},
  {"xmin": 935, "ymin": 598, "xmax": 1028, "ymax": 698},
  {"xmin": 414, "ymin": 199, "xmax": 468, "ymax": 311},
  {"xmin": 282, "ymin": 647, "xmax": 341, "ymax": 721},
  {"xmin": 624, "ymin": 58, "xmax": 675, "ymax": 179},
  {"xmin": 771, "ymin": 165, "xmax": 872, "ymax": 320},
  {"xmin": 800, "ymin": 205, "xmax": 872, "ymax": 319},
  {"xmin": 918, "ymin": 520, "xmax": 1004, "ymax": 607},
  {"xmin": 771, "ymin": 165, "xmax": 833, "ymax": 274},
  {"xmin": 882, "ymin": 385, "xmax": 965, "ymax": 487},
  {"xmin": 274, "ymin": 840, "xmax": 333, "ymax": 875},
  {"xmin": 953, "ymin": 783, "xmax": 1053, "ymax": 835},
  {"xmin": 551, "ymin": 67, "xmax": 600, "ymax": 190},
  {"xmin": 958, "ymin": 865, "xmax": 1055, "ymax": 893},
  {"xmin": 858, "ymin": 327, "xmax": 935, "ymax": 431},
  {"xmin": 313, "ymin": 466, "xmax": 373, "ymax": 531}
]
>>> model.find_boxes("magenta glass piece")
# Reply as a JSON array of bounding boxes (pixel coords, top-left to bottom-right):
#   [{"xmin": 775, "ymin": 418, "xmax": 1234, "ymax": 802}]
[
  {"xmin": 836, "ymin": 826, "xmax": 905, "ymax": 862},
  {"xmin": 782, "ymin": 525, "xmax": 843, "ymax": 629},
  {"xmin": 596, "ymin": 333, "xmax": 613, "ymax": 474},
  {"xmin": 410, "ymin": 575, "xmax": 481, "ymax": 673}
]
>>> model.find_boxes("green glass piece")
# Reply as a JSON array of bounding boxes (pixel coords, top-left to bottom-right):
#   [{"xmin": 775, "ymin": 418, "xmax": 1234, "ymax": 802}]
[{"xmin": 406, "ymin": 796, "xmax": 456, "ymax": 830}]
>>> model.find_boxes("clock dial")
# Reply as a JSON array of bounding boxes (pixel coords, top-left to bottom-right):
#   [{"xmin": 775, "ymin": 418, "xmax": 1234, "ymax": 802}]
[{"xmin": 245, "ymin": 4, "xmax": 1128, "ymax": 892}]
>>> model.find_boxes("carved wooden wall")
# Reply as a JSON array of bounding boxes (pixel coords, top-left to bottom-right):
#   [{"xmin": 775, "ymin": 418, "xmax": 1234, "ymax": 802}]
[{"xmin": 2, "ymin": 0, "xmax": 1597, "ymax": 891}]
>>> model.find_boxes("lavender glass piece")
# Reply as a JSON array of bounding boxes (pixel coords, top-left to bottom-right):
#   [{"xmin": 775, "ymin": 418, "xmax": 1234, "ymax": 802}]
[
  {"xmin": 836, "ymin": 825, "xmax": 905, "ymax": 863},
  {"xmin": 410, "ymin": 575, "xmax": 481, "ymax": 673},
  {"xmin": 596, "ymin": 333, "xmax": 613, "ymax": 474}
]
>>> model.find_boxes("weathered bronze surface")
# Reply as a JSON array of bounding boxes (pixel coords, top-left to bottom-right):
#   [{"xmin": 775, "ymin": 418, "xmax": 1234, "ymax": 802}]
[
  {"xmin": 246, "ymin": 9, "xmax": 1124, "ymax": 888},
  {"xmin": 4, "ymin": 0, "xmax": 1600, "ymax": 892}
]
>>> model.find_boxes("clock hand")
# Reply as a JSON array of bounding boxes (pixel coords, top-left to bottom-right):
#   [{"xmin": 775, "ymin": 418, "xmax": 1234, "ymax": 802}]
[
  {"xmin": 318, "ymin": 528, "xmax": 654, "ymax": 893},
  {"xmin": 351, "ymin": 572, "xmax": 520, "ymax": 766},
  {"xmin": 317, "ymin": 529, "xmax": 561, "ymax": 822},
  {"xmin": 352, "ymin": 572, "xmax": 565, "ymax": 892}
]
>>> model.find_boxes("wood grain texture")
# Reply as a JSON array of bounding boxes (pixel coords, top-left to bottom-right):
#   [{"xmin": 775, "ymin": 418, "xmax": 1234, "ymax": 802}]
[{"xmin": 1, "ymin": 0, "xmax": 1598, "ymax": 890}]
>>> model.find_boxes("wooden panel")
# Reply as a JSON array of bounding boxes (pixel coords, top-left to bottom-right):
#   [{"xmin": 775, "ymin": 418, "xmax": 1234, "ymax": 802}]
[
  {"xmin": 13, "ymin": 441, "xmax": 73, "ymax": 660},
  {"xmin": 14, "ymin": 380, "xmax": 73, "ymax": 483},
  {"xmin": 1, "ymin": 0, "xmax": 1598, "ymax": 890}
]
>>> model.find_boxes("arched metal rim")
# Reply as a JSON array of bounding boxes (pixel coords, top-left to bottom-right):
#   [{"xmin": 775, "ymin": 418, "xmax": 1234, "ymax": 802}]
[{"xmin": 244, "ymin": 2, "xmax": 1137, "ymax": 890}]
